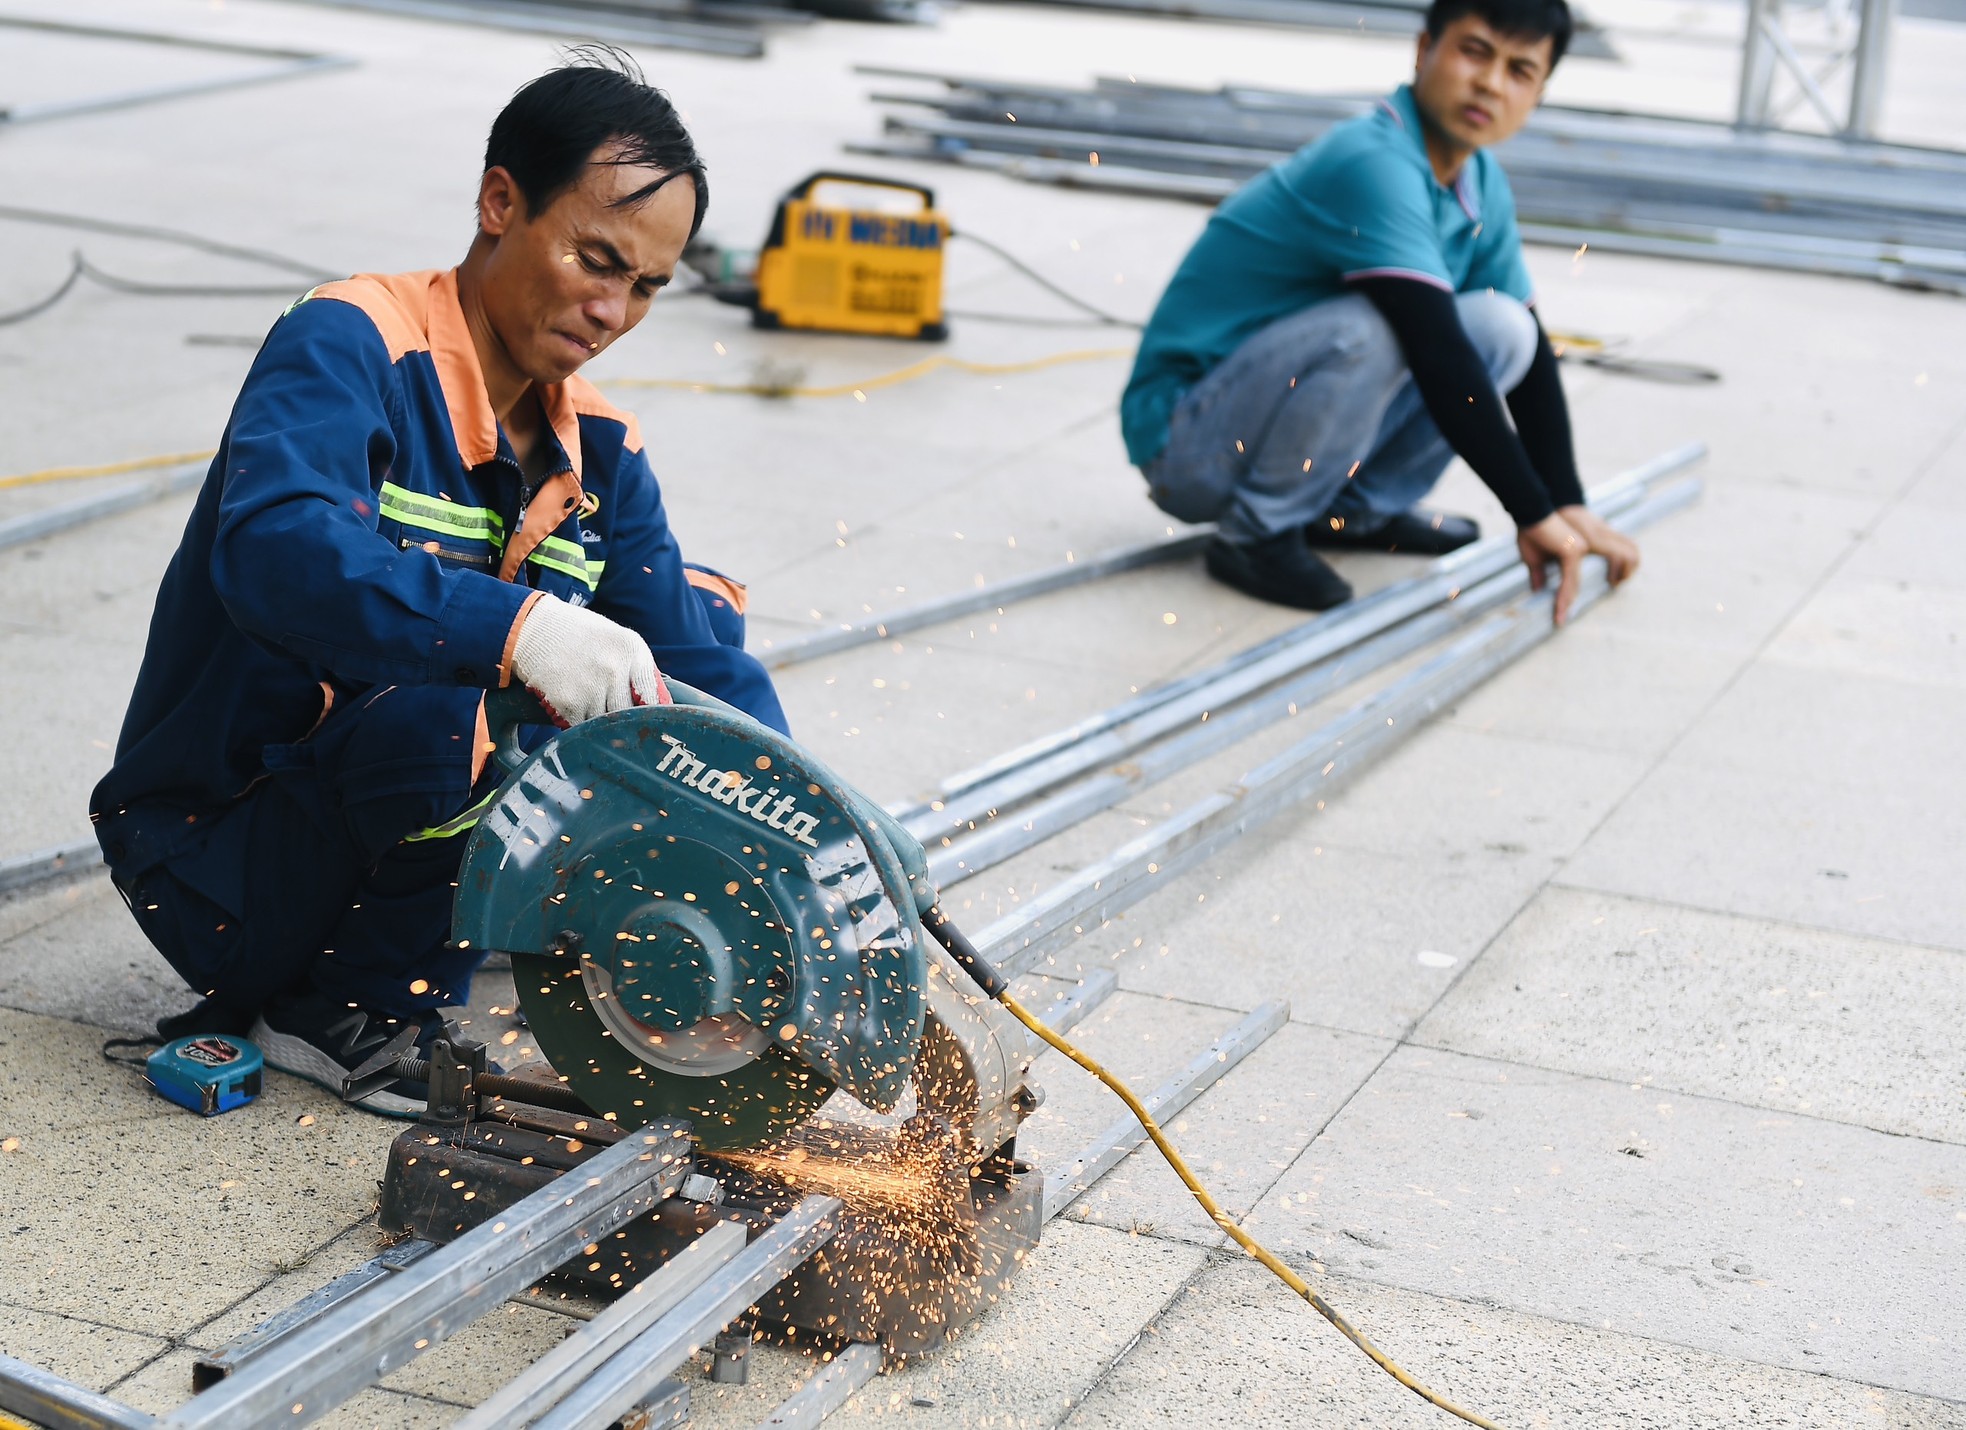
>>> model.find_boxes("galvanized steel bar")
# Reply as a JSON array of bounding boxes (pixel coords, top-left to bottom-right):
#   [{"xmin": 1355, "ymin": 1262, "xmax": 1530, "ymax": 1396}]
[
  {"xmin": 760, "ymin": 530, "xmax": 1212, "ymax": 668},
  {"xmin": 978, "ymin": 527, "xmax": 1672, "ymax": 983},
  {"xmin": 900, "ymin": 448, "xmax": 1698, "ymax": 845},
  {"xmin": 0, "ymin": 464, "xmax": 204, "ymax": 553},
  {"xmin": 755, "ymin": 1342, "xmax": 885, "ymax": 1429},
  {"xmin": 1043, "ymin": 1000, "xmax": 1292, "ymax": 1221},
  {"xmin": 1033, "ymin": 966, "xmax": 1120, "ymax": 1033},
  {"xmin": 292, "ymin": 0, "xmax": 767, "ymax": 57},
  {"xmin": 191, "ymin": 1240, "xmax": 434, "ymax": 1388},
  {"xmin": 0, "ymin": 1355, "xmax": 155, "ymax": 1430},
  {"xmin": 0, "ymin": 837, "xmax": 102, "ymax": 895},
  {"xmin": 160, "ymin": 1123, "xmax": 693, "ymax": 1429},
  {"xmin": 927, "ymin": 476, "xmax": 1700, "ymax": 886},
  {"xmin": 529, "ymin": 1196, "xmax": 843, "ymax": 1430},
  {"xmin": 0, "ymin": 17, "xmax": 354, "ymax": 128},
  {"xmin": 459, "ymin": 1219, "xmax": 745, "ymax": 1428}
]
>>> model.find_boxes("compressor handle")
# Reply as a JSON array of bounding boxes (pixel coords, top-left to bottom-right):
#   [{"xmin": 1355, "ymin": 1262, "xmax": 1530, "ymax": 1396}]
[{"xmin": 784, "ymin": 170, "xmax": 937, "ymax": 210}]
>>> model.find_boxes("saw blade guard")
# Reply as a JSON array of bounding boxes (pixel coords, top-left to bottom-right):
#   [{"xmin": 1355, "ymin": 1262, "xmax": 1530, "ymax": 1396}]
[{"xmin": 453, "ymin": 684, "xmax": 931, "ymax": 1144}]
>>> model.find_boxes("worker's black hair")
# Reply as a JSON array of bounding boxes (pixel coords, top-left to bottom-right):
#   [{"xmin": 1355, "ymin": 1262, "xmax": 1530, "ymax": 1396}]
[
  {"xmin": 1424, "ymin": 0, "xmax": 1573, "ymax": 68},
  {"xmin": 484, "ymin": 47, "xmax": 708, "ymax": 236}
]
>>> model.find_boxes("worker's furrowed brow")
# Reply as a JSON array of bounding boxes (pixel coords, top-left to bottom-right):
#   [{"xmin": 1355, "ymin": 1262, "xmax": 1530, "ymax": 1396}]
[{"xmin": 575, "ymin": 236, "xmax": 666, "ymax": 284}]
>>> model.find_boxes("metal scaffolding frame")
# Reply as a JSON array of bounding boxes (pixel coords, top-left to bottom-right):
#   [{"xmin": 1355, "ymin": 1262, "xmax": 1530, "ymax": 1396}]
[{"xmin": 1737, "ymin": 0, "xmax": 1897, "ymax": 137}]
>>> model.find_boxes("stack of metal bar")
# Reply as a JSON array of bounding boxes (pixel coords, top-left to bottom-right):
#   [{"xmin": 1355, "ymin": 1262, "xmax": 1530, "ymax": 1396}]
[
  {"xmin": 852, "ymin": 68, "xmax": 1966, "ymax": 292},
  {"xmin": 293, "ymin": 0, "xmax": 934, "ymax": 61},
  {"xmin": 978, "ymin": 0, "xmax": 1619, "ymax": 59}
]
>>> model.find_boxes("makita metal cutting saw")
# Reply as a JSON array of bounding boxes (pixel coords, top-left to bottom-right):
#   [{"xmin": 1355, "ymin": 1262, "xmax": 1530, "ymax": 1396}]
[
  {"xmin": 455, "ymin": 680, "xmax": 1037, "ymax": 1157},
  {"xmin": 376, "ymin": 681, "xmax": 1044, "ymax": 1352}
]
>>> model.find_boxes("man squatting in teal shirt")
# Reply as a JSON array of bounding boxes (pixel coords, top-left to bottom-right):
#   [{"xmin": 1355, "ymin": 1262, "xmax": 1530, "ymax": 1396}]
[{"xmin": 1121, "ymin": 0, "xmax": 1640, "ymax": 621}]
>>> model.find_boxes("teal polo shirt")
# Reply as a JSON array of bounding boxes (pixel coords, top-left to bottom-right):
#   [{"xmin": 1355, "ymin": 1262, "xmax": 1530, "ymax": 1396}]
[{"xmin": 1120, "ymin": 84, "xmax": 1535, "ymax": 468}]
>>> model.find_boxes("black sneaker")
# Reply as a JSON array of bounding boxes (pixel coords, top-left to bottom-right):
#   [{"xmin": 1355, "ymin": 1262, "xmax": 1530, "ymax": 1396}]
[
  {"xmin": 1204, "ymin": 533, "xmax": 1354, "ymax": 610},
  {"xmin": 1304, "ymin": 509, "xmax": 1480, "ymax": 555},
  {"xmin": 250, "ymin": 994, "xmax": 441, "ymax": 1118}
]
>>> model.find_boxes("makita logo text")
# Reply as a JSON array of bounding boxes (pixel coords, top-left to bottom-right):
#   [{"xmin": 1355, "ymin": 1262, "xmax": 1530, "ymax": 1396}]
[{"xmin": 656, "ymin": 734, "xmax": 823, "ymax": 847}]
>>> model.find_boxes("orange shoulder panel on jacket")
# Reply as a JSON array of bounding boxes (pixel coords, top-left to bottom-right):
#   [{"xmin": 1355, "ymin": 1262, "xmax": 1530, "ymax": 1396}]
[
  {"xmin": 563, "ymin": 374, "xmax": 645, "ymax": 454},
  {"xmin": 304, "ymin": 272, "xmax": 439, "ymax": 362}
]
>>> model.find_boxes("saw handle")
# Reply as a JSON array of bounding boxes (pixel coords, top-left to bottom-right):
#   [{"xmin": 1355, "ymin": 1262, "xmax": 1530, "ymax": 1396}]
[{"xmin": 481, "ymin": 678, "xmax": 741, "ymax": 774}]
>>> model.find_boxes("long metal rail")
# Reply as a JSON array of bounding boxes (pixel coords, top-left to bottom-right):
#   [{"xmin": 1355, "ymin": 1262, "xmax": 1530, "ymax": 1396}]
[
  {"xmin": 457, "ymin": 1219, "xmax": 750, "ymax": 1429},
  {"xmin": 528, "ymin": 1196, "xmax": 844, "ymax": 1430},
  {"xmin": 0, "ymin": 18, "xmax": 355, "ymax": 128},
  {"xmin": 759, "ymin": 529, "xmax": 1211, "ymax": 668},
  {"xmin": 748, "ymin": 998, "xmax": 1293, "ymax": 1426},
  {"xmin": 159, "ymin": 1123, "xmax": 694, "ymax": 1428},
  {"xmin": 983, "ymin": 547, "xmax": 1649, "ymax": 984},
  {"xmin": 925, "ymin": 475, "xmax": 1700, "ymax": 886},
  {"xmin": 0, "ymin": 463, "xmax": 204, "ymax": 554},
  {"xmin": 893, "ymin": 443, "xmax": 1699, "ymax": 833},
  {"xmin": 284, "ymin": 0, "xmax": 771, "ymax": 57}
]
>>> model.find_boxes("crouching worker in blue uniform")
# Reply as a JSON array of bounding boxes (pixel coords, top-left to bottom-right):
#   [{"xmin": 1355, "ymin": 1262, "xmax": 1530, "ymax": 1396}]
[
  {"xmin": 90, "ymin": 55, "xmax": 785, "ymax": 1116},
  {"xmin": 1121, "ymin": 0, "xmax": 1640, "ymax": 618}
]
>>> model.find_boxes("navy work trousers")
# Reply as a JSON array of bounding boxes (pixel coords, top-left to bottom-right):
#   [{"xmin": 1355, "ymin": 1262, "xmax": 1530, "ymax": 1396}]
[{"xmin": 115, "ymin": 575, "xmax": 747, "ymax": 1023}]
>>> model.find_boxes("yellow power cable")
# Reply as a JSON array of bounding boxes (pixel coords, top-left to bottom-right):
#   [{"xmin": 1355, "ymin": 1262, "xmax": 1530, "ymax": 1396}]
[
  {"xmin": 603, "ymin": 346, "xmax": 1134, "ymax": 400},
  {"xmin": 0, "ymin": 449, "xmax": 214, "ymax": 492},
  {"xmin": 0, "ymin": 348, "xmax": 1132, "ymax": 491},
  {"xmin": 1002, "ymin": 992, "xmax": 1507, "ymax": 1430}
]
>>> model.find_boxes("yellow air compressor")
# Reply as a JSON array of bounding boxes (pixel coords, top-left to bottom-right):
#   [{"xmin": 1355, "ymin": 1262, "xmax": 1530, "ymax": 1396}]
[{"xmin": 751, "ymin": 172, "xmax": 949, "ymax": 340}]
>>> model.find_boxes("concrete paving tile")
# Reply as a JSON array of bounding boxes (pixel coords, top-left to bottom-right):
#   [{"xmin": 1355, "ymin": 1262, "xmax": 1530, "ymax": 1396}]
[
  {"xmin": 1561, "ymin": 662, "xmax": 1966, "ymax": 951},
  {"xmin": 1117, "ymin": 829, "xmax": 1553, "ymax": 1041},
  {"xmin": 1446, "ymin": 623, "xmax": 1744, "ymax": 757},
  {"xmin": 0, "ymin": 1008, "xmax": 398, "ymax": 1335},
  {"xmin": 1764, "ymin": 575, "xmax": 1966, "ymax": 690},
  {"xmin": 1902, "ymin": 426, "xmax": 1966, "ymax": 512},
  {"xmin": 679, "ymin": 1339, "xmax": 834, "ymax": 1429},
  {"xmin": 0, "ymin": 489, "xmax": 193, "ymax": 639},
  {"xmin": 186, "ymin": 1221, "xmax": 390, "ymax": 1352},
  {"xmin": 1414, "ymin": 886, "xmax": 1966, "ymax": 1144},
  {"xmin": 776, "ymin": 640, "xmax": 1149, "ymax": 811},
  {"xmin": 1244, "ymin": 1047, "xmax": 1966, "ymax": 1399},
  {"xmin": 0, "ymin": 627, "xmax": 145, "ymax": 860},
  {"xmin": 1070, "ymin": 1255, "xmax": 1966, "ymax": 1430},
  {"xmin": 1306, "ymin": 722, "xmax": 1652, "ymax": 863},
  {"xmin": 1844, "ymin": 499, "xmax": 1966, "ymax": 590},
  {"xmin": 0, "ymin": 1003, "xmax": 171, "ymax": 1142},
  {"xmin": 377, "ymin": 1299, "xmax": 583, "ymax": 1405},
  {"xmin": 0, "ymin": 871, "xmax": 113, "ymax": 950},
  {"xmin": 824, "ymin": 1218, "xmax": 1209, "ymax": 1428},
  {"xmin": 1617, "ymin": 476, "xmax": 1878, "ymax": 583},
  {"xmin": 0, "ymin": 887, "xmax": 188, "ymax": 1035},
  {"xmin": 0, "ymin": 1303, "xmax": 167, "ymax": 1396},
  {"xmin": 1015, "ymin": 994, "xmax": 1384, "ymax": 1246},
  {"xmin": 114, "ymin": 1347, "xmax": 457, "ymax": 1425}
]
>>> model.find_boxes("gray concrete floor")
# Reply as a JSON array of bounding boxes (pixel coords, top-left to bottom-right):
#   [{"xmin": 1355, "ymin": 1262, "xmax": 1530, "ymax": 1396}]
[{"xmin": 1, "ymin": 0, "xmax": 1962, "ymax": 1425}]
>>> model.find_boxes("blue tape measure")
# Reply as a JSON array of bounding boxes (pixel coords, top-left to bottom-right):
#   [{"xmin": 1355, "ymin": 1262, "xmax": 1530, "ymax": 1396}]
[{"xmin": 146, "ymin": 1035, "xmax": 264, "ymax": 1116}]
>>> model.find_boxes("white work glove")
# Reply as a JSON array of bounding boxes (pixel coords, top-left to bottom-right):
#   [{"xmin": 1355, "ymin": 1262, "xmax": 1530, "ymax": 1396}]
[{"xmin": 510, "ymin": 596, "xmax": 669, "ymax": 727}]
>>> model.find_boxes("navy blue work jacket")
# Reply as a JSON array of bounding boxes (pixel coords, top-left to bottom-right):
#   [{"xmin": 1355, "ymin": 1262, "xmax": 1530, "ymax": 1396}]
[{"xmin": 92, "ymin": 267, "xmax": 786, "ymax": 875}]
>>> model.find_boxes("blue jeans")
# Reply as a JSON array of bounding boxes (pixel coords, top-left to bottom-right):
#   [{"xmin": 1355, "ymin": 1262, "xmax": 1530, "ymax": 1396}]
[{"xmin": 1142, "ymin": 291, "xmax": 1539, "ymax": 544}]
